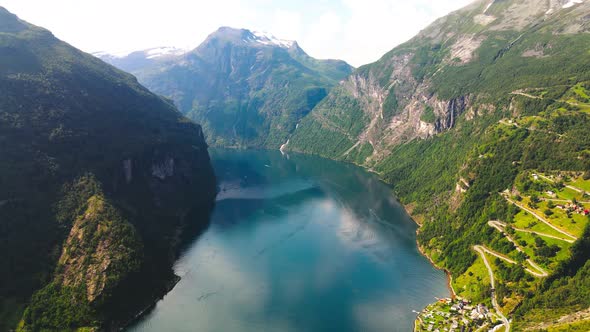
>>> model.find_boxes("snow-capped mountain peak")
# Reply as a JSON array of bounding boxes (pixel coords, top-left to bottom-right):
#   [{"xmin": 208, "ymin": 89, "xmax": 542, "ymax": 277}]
[{"xmin": 249, "ymin": 31, "xmax": 294, "ymax": 48}]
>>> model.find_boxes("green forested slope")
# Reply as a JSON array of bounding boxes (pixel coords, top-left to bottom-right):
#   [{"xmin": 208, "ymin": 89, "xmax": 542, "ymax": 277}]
[
  {"xmin": 287, "ymin": 0, "xmax": 590, "ymax": 328},
  {"xmin": 0, "ymin": 7, "xmax": 216, "ymax": 331},
  {"xmin": 97, "ymin": 28, "xmax": 353, "ymax": 149}
]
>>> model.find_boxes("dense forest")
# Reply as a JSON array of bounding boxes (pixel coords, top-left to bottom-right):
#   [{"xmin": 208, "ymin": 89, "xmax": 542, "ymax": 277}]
[{"xmin": 0, "ymin": 7, "xmax": 216, "ymax": 331}]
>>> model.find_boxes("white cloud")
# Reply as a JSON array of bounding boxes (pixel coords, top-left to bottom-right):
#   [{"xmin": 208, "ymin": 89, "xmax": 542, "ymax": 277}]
[
  {"xmin": 268, "ymin": 9, "xmax": 303, "ymax": 41},
  {"xmin": 0, "ymin": 0, "xmax": 475, "ymax": 66},
  {"xmin": 303, "ymin": 11, "xmax": 344, "ymax": 59},
  {"xmin": 299, "ymin": 0, "xmax": 474, "ymax": 65}
]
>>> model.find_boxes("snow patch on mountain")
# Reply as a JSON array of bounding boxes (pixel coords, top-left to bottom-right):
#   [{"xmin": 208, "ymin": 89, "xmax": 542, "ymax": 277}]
[
  {"xmin": 250, "ymin": 31, "xmax": 294, "ymax": 48},
  {"xmin": 93, "ymin": 47, "xmax": 186, "ymax": 60},
  {"xmin": 92, "ymin": 51, "xmax": 113, "ymax": 58},
  {"xmin": 92, "ymin": 50, "xmax": 133, "ymax": 58},
  {"xmin": 145, "ymin": 46, "xmax": 186, "ymax": 59},
  {"xmin": 563, "ymin": 0, "xmax": 584, "ymax": 8}
]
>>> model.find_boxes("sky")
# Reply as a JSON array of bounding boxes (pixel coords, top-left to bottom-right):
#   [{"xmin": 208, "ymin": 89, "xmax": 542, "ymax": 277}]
[{"xmin": 0, "ymin": 0, "xmax": 474, "ymax": 66}]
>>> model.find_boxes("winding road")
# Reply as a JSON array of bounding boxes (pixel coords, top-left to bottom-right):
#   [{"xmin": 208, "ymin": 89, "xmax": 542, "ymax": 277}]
[
  {"xmin": 502, "ymin": 195, "xmax": 578, "ymax": 241},
  {"xmin": 473, "ymin": 245, "xmax": 510, "ymax": 332},
  {"xmin": 539, "ymin": 198, "xmax": 590, "ymax": 204},
  {"xmin": 489, "ymin": 220, "xmax": 574, "ymax": 243},
  {"xmin": 537, "ymin": 173, "xmax": 590, "ymax": 195},
  {"xmin": 487, "ymin": 221, "xmax": 549, "ymax": 277}
]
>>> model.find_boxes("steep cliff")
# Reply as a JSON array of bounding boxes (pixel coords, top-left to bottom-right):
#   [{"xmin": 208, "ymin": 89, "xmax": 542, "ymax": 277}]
[
  {"xmin": 288, "ymin": 0, "xmax": 590, "ymax": 166},
  {"xmin": 0, "ymin": 7, "xmax": 216, "ymax": 331}
]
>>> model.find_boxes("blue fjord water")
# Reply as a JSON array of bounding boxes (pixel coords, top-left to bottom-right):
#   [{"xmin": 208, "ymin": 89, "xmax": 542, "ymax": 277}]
[{"xmin": 129, "ymin": 149, "xmax": 449, "ymax": 332}]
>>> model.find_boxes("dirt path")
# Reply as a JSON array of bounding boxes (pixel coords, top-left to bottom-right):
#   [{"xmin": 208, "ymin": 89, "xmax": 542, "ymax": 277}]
[
  {"xmin": 341, "ymin": 140, "xmax": 361, "ymax": 158},
  {"xmin": 511, "ymin": 91, "xmax": 542, "ymax": 99}
]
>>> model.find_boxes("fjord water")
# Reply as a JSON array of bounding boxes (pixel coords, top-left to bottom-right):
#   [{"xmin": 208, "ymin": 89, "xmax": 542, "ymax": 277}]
[{"xmin": 129, "ymin": 149, "xmax": 448, "ymax": 332}]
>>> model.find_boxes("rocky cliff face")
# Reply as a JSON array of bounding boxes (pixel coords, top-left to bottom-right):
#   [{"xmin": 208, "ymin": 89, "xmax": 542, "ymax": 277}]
[
  {"xmin": 56, "ymin": 195, "xmax": 142, "ymax": 304},
  {"xmin": 286, "ymin": 46, "xmax": 475, "ymax": 166},
  {"xmin": 287, "ymin": 0, "xmax": 590, "ymax": 167}
]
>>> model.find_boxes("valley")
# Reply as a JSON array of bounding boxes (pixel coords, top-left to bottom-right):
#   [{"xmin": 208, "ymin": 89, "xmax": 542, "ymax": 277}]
[
  {"xmin": 2, "ymin": 0, "xmax": 590, "ymax": 331},
  {"xmin": 127, "ymin": 149, "xmax": 449, "ymax": 332}
]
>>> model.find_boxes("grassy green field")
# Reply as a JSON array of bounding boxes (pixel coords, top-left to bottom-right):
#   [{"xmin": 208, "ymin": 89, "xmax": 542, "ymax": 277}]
[
  {"xmin": 510, "ymin": 231, "xmax": 571, "ymax": 271},
  {"xmin": 512, "ymin": 210, "xmax": 567, "ymax": 239},
  {"xmin": 504, "ymin": 173, "xmax": 586, "ymax": 272},
  {"xmin": 555, "ymin": 187, "xmax": 585, "ymax": 201},
  {"xmin": 568, "ymin": 84, "xmax": 590, "ymax": 113},
  {"xmin": 535, "ymin": 201, "xmax": 587, "ymax": 237},
  {"xmin": 453, "ymin": 255, "xmax": 491, "ymax": 303},
  {"xmin": 570, "ymin": 177, "xmax": 590, "ymax": 193},
  {"xmin": 515, "ymin": 196, "xmax": 587, "ymax": 238},
  {"xmin": 534, "ymin": 175, "xmax": 586, "ymax": 201}
]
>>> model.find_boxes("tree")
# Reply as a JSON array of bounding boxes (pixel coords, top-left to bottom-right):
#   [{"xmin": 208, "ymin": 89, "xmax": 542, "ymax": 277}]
[
  {"xmin": 516, "ymin": 251, "xmax": 528, "ymax": 263},
  {"xmin": 506, "ymin": 225, "xmax": 516, "ymax": 235}
]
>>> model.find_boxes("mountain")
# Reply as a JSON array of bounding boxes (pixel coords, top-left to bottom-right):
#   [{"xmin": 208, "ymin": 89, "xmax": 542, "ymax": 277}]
[
  {"xmin": 285, "ymin": 0, "xmax": 590, "ymax": 329},
  {"xmin": 288, "ymin": 0, "xmax": 590, "ymax": 164},
  {"xmin": 0, "ymin": 7, "xmax": 216, "ymax": 331},
  {"xmin": 96, "ymin": 27, "xmax": 354, "ymax": 148},
  {"xmin": 92, "ymin": 47, "xmax": 186, "ymax": 73}
]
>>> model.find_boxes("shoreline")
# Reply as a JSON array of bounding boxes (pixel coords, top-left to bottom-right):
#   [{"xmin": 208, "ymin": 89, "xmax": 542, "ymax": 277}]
[
  {"xmin": 416, "ymin": 238, "xmax": 457, "ymax": 298},
  {"xmin": 404, "ymin": 204, "xmax": 457, "ymax": 332},
  {"xmin": 403, "ymin": 204, "xmax": 456, "ymax": 298}
]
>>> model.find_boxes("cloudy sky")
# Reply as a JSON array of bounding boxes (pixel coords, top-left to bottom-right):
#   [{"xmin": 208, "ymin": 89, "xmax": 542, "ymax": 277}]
[{"xmin": 0, "ymin": 0, "xmax": 474, "ymax": 66}]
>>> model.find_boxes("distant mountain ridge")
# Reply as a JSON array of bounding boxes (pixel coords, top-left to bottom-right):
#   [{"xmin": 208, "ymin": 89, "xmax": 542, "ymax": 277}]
[
  {"xmin": 96, "ymin": 27, "xmax": 354, "ymax": 148},
  {"xmin": 92, "ymin": 46, "xmax": 187, "ymax": 72}
]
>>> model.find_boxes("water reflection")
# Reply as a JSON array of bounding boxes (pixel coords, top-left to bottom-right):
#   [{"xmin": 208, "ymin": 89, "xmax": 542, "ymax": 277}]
[{"xmin": 128, "ymin": 149, "xmax": 448, "ymax": 332}]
